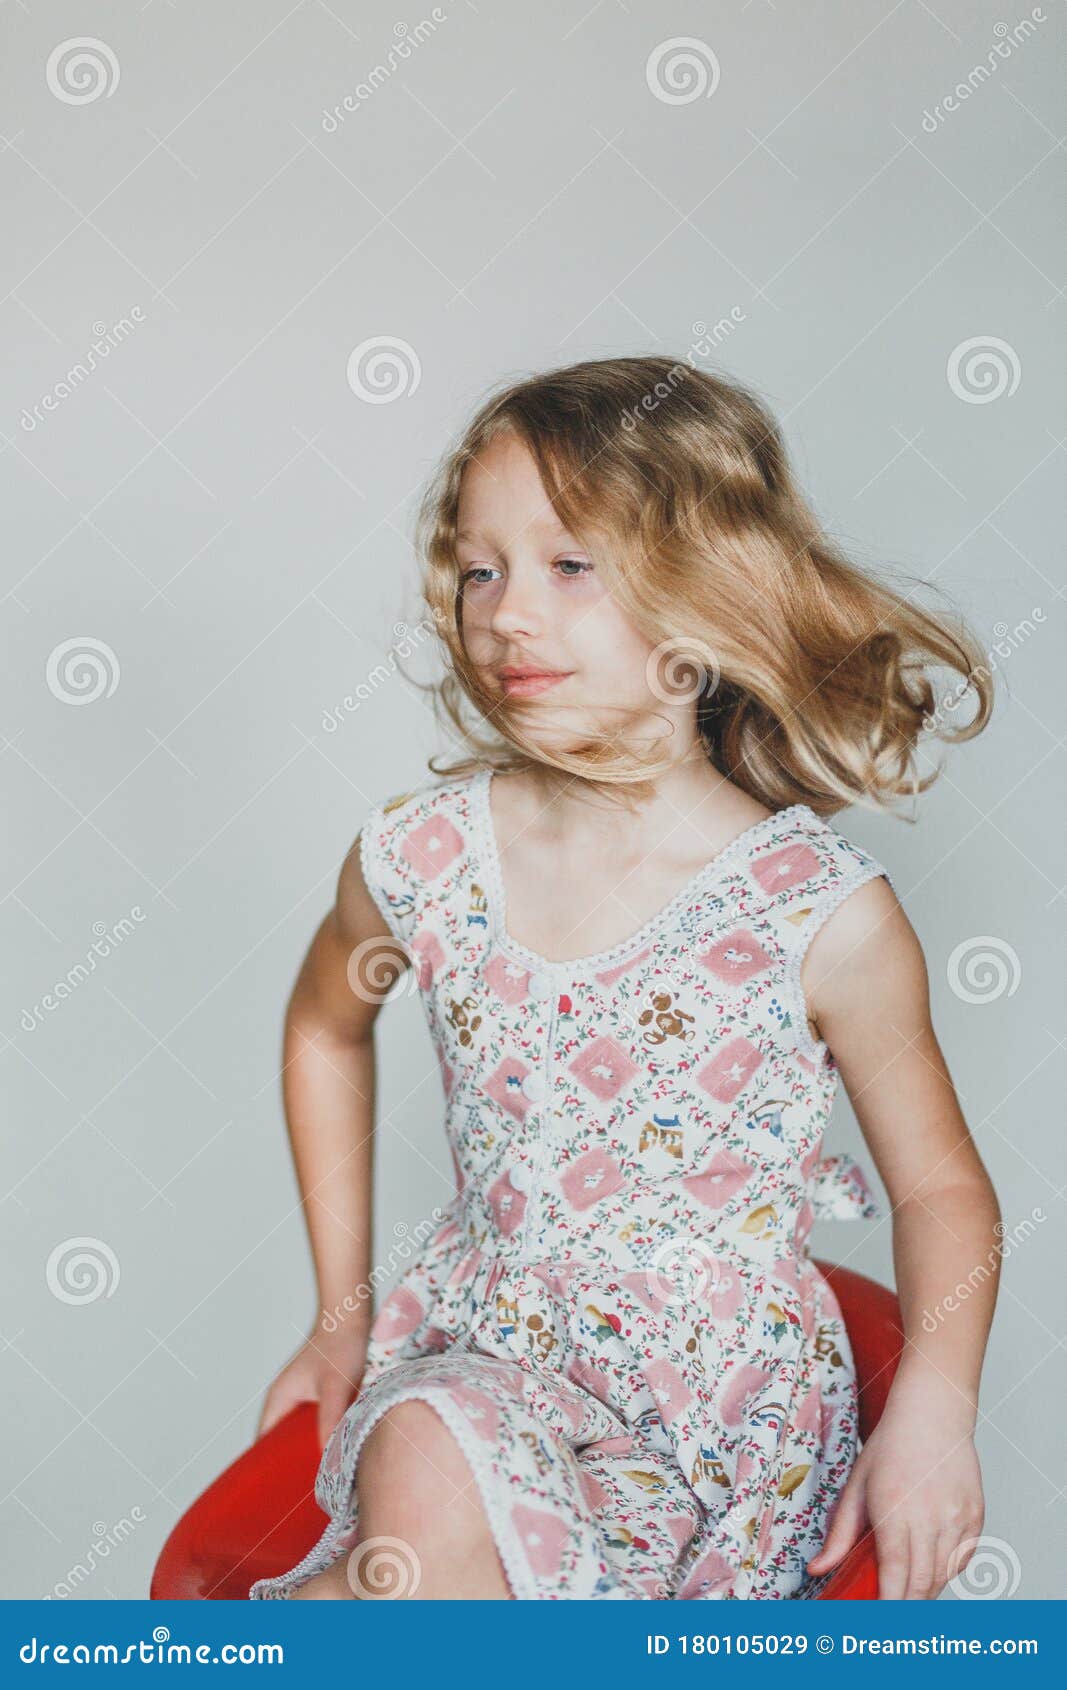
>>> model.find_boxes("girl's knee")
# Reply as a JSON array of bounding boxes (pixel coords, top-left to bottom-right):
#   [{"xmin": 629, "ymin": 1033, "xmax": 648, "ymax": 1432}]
[{"xmin": 360, "ymin": 1398, "xmax": 470, "ymax": 1492}]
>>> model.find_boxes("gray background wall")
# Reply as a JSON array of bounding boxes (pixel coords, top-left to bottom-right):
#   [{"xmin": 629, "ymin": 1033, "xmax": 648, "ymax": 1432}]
[{"xmin": 2, "ymin": 0, "xmax": 1062, "ymax": 1600}]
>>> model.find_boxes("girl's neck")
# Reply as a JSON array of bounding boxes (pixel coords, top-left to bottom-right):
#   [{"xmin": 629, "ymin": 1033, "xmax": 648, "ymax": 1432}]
[{"xmin": 509, "ymin": 749, "xmax": 760, "ymax": 855}]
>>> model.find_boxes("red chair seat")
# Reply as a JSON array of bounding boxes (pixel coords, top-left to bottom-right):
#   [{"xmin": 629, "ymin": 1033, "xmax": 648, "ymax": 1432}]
[
  {"xmin": 151, "ymin": 1400, "xmax": 327, "ymax": 1600},
  {"xmin": 151, "ymin": 1260, "xmax": 902, "ymax": 1600}
]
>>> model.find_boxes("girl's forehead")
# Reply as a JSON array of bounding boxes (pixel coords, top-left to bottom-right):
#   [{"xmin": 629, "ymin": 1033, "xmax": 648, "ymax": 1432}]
[
  {"xmin": 457, "ymin": 511, "xmax": 571, "ymax": 543},
  {"xmin": 455, "ymin": 439, "xmax": 584, "ymax": 541}
]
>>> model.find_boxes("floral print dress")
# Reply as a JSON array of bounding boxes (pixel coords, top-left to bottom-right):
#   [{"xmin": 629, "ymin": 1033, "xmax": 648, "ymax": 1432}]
[{"xmin": 250, "ymin": 767, "xmax": 892, "ymax": 1601}]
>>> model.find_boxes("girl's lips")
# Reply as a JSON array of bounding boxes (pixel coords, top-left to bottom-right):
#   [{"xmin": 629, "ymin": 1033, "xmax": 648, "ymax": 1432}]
[{"xmin": 500, "ymin": 671, "xmax": 569, "ymax": 697}]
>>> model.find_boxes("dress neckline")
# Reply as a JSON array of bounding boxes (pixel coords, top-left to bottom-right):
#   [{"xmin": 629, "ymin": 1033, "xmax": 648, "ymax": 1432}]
[{"xmin": 469, "ymin": 765, "xmax": 817, "ymax": 976}]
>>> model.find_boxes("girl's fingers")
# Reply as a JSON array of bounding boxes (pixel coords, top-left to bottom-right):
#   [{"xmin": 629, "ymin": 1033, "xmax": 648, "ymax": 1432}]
[
  {"xmin": 932, "ymin": 1526, "xmax": 962, "ymax": 1599},
  {"xmin": 257, "ymin": 1375, "xmax": 309, "ymax": 1440},
  {"xmin": 807, "ymin": 1473, "xmax": 867, "ymax": 1572},
  {"xmin": 874, "ymin": 1521, "xmax": 910, "ymax": 1600},
  {"xmin": 256, "ymin": 1391, "xmax": 282, "ymax": 1439},
  {"xmin": 316, "ymin": 1379, "xmax": 355, "ymax": 1449},
  {"xmin": 902, "ymin": 1523, "xmax": 937, "ymax": 1600}
]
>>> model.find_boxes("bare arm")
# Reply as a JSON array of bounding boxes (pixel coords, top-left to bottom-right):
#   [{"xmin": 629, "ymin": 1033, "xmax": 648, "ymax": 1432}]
[
  {"xmin": 801, "ymin": 876, "xmax": 1001, "ymax": 1599},
  {"xmin": 256, "ymin": 832, "xmax": 410, "ymax": 1447}
]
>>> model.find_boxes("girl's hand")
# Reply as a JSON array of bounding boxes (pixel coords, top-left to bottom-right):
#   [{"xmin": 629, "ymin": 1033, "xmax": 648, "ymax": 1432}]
[
  {"xmin": 256, "ymin": 1317, "xmax": 369, "ymax": 1452},
  {"xmin": 807, "ymin": 1390, "xmax": 985, "ymax": 1599}
]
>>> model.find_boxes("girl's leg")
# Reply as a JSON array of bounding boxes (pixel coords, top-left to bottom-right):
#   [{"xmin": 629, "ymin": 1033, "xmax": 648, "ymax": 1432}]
[{"xmin": 292, "ymin": 1399, "xmax": 511, "ymax": 1600}]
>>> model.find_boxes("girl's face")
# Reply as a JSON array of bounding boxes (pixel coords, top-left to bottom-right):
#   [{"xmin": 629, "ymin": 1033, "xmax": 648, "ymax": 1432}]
[{"xmin": 456, "ymin": 431, "xmax": 673, "ymax": 752}]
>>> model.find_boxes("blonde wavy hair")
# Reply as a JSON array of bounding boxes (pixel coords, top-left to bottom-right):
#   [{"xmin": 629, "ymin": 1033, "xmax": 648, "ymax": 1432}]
[{"xmin": 409, "ymin": 355, "xmax": 993, "ymax": 818}]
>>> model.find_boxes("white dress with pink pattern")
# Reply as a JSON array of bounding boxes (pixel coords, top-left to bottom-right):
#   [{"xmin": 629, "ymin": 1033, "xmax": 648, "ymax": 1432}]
[{"xmin": 249, "ymin": 767, "xmax": 892, "ymax": 1601}]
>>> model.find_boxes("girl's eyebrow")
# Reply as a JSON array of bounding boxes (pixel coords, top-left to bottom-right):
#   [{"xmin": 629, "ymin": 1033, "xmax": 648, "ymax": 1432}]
[{"xmin": 456, "ymin": 520, "xmax": 576, "ymax": 545}]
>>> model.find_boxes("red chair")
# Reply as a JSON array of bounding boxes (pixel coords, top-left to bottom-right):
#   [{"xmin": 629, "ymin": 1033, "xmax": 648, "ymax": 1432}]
[
  {"xmin": 151, "ymin": 1261, "xmax": 903, "ymax": 1601},
  {"xmin": 803, "ymin": 1261, "xmax": 904, "ymax": 1599}
]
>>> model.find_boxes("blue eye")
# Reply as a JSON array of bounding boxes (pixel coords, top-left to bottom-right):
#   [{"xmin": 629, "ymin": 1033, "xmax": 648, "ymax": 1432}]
[
  {"xmin": 556, "ymin": 558, "xmax": 592, "ymax": 577},
  {"xmin": 462, "ymin": 567, "xmax": 500, "ymax": 586}
]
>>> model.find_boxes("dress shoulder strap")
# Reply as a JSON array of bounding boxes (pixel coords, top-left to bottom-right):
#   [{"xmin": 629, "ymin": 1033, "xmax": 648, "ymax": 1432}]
[
  {"xmin": 750, "ymin": 807, "xmax": 895, "ymax": 1064},
  {"xmin": 357, "ymin": 773, "xmax": 476, "ymax": 950}
]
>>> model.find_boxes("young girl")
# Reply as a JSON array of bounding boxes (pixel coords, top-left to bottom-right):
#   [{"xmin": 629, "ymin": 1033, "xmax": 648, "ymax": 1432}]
[{"xmin": 249, "ymin": 356, "xmax": 1000, "ymax": 1602}]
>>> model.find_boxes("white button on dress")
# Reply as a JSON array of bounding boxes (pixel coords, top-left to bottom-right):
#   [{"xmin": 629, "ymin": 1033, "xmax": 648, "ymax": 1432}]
[
  {"xmin": 527, "ymin": 971, "xmax": 554, "ymax": 1000},
  {"xmin": 521, "ymin": 1071, "xmax": 546, "ymax": 1102},
  {"xmin": 509, "ymin": 1164, "xmax": 531, "ymax": 1192}
]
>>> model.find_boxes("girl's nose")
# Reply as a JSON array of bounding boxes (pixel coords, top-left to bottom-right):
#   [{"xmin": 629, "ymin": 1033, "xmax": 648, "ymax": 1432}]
[{"xmin": 490, "ymin": 574, "xmax": 543, "ymax": 639}]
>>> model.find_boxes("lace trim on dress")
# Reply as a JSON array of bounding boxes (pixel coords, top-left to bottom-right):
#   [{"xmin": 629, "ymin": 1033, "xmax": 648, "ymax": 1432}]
[
  {"xmin": 250, "ymin": 1377, "xmax": 537, "ymax": 1602},
  {"xmin": 248, "ymin": 1511, "xmax": 346, "ymax": 1599},
  {"xmin": 358, "ymin": 802, "xmax": 408, "ymax": 947},
  {"xmin": 470, "ymin": 765, "xmax": 818, "ymax": 977}
]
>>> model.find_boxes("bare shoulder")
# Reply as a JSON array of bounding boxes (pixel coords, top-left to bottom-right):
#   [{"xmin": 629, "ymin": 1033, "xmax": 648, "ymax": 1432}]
[
  {"xmin": 282, "ymin": 835, "xmax": 406, "ymax": 1048},
  {"xmin": 336, "ymin": 829, "xmax": 407, "ymax": 956},
  {"xmin": 802, "ymin": 869, "xmax": 930, "ymax": 1043}
]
